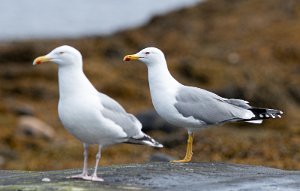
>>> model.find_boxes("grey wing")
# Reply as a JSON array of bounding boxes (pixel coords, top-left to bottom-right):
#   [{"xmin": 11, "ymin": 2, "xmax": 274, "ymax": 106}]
[
  {"xmin": 174, "ymin": 86, "xmax": 249, "ymax": 125},
  {"xmin": 98, "ymin": 93, "xmax": 142, "ymax": 137},
  {"xmin": 224, "ymin": 99, "xmax": 251, "ymax": 109}
]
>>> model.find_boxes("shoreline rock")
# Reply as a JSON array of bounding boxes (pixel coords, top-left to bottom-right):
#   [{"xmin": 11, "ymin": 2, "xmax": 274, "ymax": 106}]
[{"xmin": 1, "ymin": 162, "xmax": 300, "ymax": 191}]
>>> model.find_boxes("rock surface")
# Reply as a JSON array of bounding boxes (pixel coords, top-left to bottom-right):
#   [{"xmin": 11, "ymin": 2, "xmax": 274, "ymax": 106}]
[
  {"xmin": 0, "ymin": 0, "xmax": 299, "ymax": 170},
  {"xmin": 1, "ymin": 162, "xmax": 300, "ymax": 191},
  {"xmin": 149, "ymin": 152, "xmax": 177, "ymax": 162}
]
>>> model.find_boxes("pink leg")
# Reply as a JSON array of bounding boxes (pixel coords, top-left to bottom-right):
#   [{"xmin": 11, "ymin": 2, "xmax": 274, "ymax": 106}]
[
  {"xmin": 84, "ymin": 145, "xmax": 103, "ymax": 181},
  {"xmin": 67, "ymin": 143, "xmax": 90, "ymax": 179}
]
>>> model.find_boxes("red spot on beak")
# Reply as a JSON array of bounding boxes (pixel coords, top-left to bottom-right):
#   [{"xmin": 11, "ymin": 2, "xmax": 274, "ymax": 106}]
[
  {"xmin": 36, "ymin": 60, "xmax": 41, "ymax": 65},
  {"xmin": 123, "ymin": 55, "xmax": 138, "ymax": 61}
]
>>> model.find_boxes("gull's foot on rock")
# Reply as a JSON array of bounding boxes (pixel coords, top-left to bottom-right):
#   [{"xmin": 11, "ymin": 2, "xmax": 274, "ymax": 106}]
[
  {"xmin": 66, "ymin": 173, "xmax": 91, "ymax": 180},
  {"xmin": 83, "ymin": 174, "xmax": 104, "ymax": 182},
  {"xmin": 171, "ymin": 159, "xmax": 191, "ymax": 163}
]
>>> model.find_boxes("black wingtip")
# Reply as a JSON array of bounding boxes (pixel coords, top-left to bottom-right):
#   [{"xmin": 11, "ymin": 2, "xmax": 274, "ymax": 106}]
[
  {"xmin": 125, "ymin": 134, "xmax": 163, "ymax": 148},
  {"xmin": 249, "ymin": 108, "xmax": 283, "ymax": 120}
]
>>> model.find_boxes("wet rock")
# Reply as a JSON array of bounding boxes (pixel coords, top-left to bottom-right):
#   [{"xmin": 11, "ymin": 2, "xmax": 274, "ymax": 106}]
[
  {"xmin": 5, "ymin": 85, "xmax": 51, "ymax": 100},
  {"xmin": 288, "ymin": 85, "xmax": 300, "ymax": 104},
  {"xmin": 0, "ymin": 147, "xmax": 18, "ymax": 160},
  {"xmin": 149, "ymin": 152, "xmax": 176, "ymax": 162},
  {"xmin": 0, "ymin": 156, "xmax": 5, "ymax": 166},
  {"xmin": 0, "ymin": 44, "xmax": 35, "ymax": 63},
  {"xmin": 160, "ymin": 133, "xmax": 186, "ymax": 149},
  {"xmin": 103, "ymin": 46, "xmax": 121, "ymax": 59},
  {"xmin": 13, "ymin": 105, "xmax": 34, "ymax": 116},
  {"xmin": 227, "ymin": 52, "xmax": 240, "ymax": 64},
  {"xmin": 215, "ymin": 85, "xmax": 245, "ymax": 100},
  {"xmin": 1, "ymin": 162, "xmax": 300, "ymax": 191},
  {"xmin": 178, "ymin": 59, "xmax": 210, "ymax": 84},
  {"xmin": 17, "ymin": 116, "xmax": 55, "ymax": 141},
  {"xmin": 135, "ymin": 110, "xmax": 179, "ymax": 133}
]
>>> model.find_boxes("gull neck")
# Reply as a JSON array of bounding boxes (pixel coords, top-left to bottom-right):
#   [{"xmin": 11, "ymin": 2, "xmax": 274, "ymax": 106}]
[
  {"xmin": 147, "ymin": 59, "xmax": 181, "ymax": 91},
  {"xmin": 58, "ymin": 65, "xmax": 96, "ymax": 100}
]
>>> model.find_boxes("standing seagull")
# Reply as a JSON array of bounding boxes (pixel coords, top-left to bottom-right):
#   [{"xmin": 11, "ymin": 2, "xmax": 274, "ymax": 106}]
[
  {"xmin": 123, "ymin": 47, "xmax": 283, "ymax": 163},
  {"xmin": 33, "ymin": 45, "xmax": 162, "ymax": 181}
]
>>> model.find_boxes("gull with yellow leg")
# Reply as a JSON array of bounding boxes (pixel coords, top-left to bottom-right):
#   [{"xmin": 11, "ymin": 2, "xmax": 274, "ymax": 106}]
[{"xmin": 124, "ymin": 47, "xmax": 283, "ymax": 163}]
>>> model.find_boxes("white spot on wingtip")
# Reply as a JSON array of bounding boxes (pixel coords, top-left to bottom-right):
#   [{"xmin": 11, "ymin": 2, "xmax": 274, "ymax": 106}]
[
  {"xmin": 265, "ymin": 114, "xmax": 269, "ymax": 118},
  {"xmin": 259, "ymin": 114, "xmax": 264, "ymax": 118}
]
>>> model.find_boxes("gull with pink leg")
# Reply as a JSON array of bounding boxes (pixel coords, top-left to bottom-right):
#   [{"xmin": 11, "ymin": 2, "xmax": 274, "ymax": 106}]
[{"xmin": 33, "ymin": 45, "xmax": 163, "ymax": 181}]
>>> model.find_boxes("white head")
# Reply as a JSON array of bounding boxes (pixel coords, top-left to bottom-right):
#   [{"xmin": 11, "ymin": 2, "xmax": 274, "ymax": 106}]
[
  {"xmin": 123, "ymin": 47, "xmax": 166, "ymax": 67},
  {"xmin": 33, "ymin": 45, "xmax": 82, "ymax": 67}
]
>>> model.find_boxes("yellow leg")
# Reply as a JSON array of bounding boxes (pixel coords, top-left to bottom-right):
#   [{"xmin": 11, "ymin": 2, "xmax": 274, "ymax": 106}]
[{"xmin": 171, "ymin": 132, "xmax": 194, "ymax": 163}]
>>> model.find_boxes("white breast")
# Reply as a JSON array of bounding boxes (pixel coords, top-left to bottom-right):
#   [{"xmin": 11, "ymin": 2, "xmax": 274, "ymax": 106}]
[
  {"xmin": 147, "ymin": 64, "xmax": 206, "ymax": 130},
  {"xmin": 57, "ymin": 67, "xmax": 127, "ymax": 145}
]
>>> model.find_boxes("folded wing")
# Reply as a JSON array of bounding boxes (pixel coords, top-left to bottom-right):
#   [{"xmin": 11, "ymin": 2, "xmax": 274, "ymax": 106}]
[{"xmin": 174, "ymin": 86, "xmax": 255, "ymax": 125}]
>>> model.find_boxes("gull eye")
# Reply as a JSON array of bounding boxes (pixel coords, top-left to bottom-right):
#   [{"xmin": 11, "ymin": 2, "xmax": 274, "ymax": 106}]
[
  {"xmin": 59, "ymin": 51, "xmax": 64, "ymax": 55},
  {"xmin": 145, "ymin": 52, "xmax": 150, "ymax": 55}
]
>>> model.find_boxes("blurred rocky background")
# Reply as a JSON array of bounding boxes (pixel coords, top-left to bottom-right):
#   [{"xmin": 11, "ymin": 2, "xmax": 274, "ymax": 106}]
[{"xmin": 0, "ymin": 0, "xmax": 299, "ymax": 171}]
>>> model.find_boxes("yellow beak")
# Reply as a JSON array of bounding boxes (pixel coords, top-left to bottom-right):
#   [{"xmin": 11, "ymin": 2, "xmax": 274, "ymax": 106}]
[
  {"xmin": 33, "ymin": 55, "xmax": 51, "ymax": 65},
  {"xmin": 123, "ymin": 54, "xmax": 140, "ymax": 61}
]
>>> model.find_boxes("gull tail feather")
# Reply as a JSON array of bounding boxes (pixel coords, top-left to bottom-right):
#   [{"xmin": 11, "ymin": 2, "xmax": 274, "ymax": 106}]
[
  {"xmin": 125, "ymin": 134, "xmax": 163, "ymax": 148},
  {"xmin": 244, "ymin": 107, "xmax": 283, "ymax": 123}
]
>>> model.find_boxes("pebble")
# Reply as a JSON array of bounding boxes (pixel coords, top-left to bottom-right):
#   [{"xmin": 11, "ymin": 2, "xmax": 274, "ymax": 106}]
[{"xmin": 41, "ymin": 177, "xmax": 51, "ymax": 182}]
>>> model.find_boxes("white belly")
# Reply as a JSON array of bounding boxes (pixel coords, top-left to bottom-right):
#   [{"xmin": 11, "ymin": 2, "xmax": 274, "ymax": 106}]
[
  {"xmin": 151, "ymin": 87, "xmax": 205, "ymax": 130},
  {"xmin": 58, "ymin": 97, "xmax": 126, "ymax": 145},
  {"xmin": 147, "ymin": 66, "xmax": 206, "ymax": 131}
]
